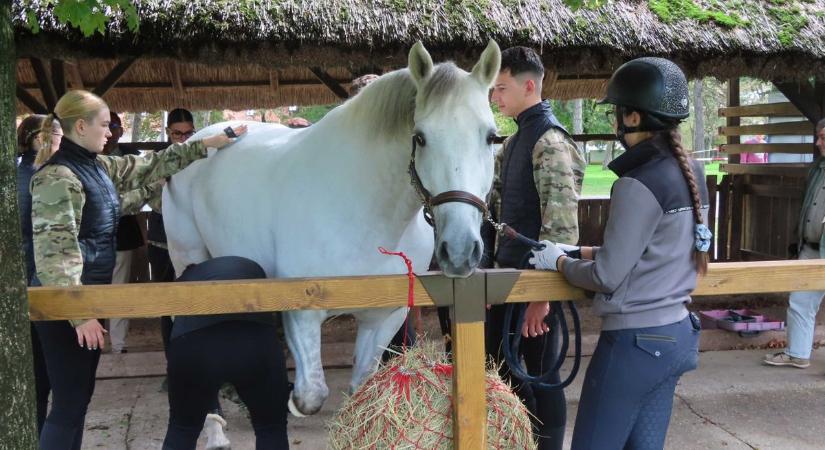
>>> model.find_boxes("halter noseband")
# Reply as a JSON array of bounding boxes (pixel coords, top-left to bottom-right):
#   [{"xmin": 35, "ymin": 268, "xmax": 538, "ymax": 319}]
[{"xmin": 407, "ymin": 134, "xmax": 489, "ymax": 227}]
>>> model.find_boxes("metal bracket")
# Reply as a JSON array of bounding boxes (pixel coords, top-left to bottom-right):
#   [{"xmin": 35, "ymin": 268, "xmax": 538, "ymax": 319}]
[
  {"xmin": 453, "ymin": 270, "xmax": 487, "ymax": 323},
  {"xmin": 418, "ymin": 269, "xmax": 521, "ymax": 322},
  {"xmin": 484, "ymin": 268, "xmax": 521, "ymax": 306},
  {"xmin": 417, "ymin": 271, "xmax": 454, "ymax": 308}
]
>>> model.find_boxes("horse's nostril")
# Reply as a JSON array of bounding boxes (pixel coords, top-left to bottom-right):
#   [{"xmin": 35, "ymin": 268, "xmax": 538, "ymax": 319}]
[
  {"xmin": 470, "ymin": 240, "xmax": 482, "ymax": 265},
  {"xmin": 437, "ymin": 241, "xmax": 450, "ymax": 263}
]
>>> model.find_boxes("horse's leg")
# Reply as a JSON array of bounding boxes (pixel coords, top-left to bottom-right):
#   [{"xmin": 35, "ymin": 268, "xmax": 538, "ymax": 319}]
[
  {"xmin": 282, "ymin": 309, "xmax": 329, "ymax": 416},
  {"xmin": 350, "ymin": 307, "xmax": 408, "ymax": 392}
]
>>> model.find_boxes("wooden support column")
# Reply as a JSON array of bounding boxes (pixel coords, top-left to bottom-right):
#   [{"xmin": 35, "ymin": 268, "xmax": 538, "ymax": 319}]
[
  {"xmin": 450, "ymin": 272, "xmax": 487, "ymax": 450},
  {"xmin": 309, "ymin": 67, "xmax": 350, "ymax": 100},
  {"xmin": 29, "ymin": 57, "xmax": 57, "ymax": 110},
  {"xmin": 727, "ymin": 79, "xmax": 741, "ymax": 164},
  {"xmin": 93, "ymin": 57, "xmax": 137, "ymax": 97},
  {"xmin": 50, "ymin": 59, "xmax": 67, "ymax": 98}
]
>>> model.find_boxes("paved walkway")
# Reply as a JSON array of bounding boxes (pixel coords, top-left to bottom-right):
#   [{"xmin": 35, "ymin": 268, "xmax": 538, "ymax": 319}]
[{"xmin": 79, "ymin": 348, "xmax": 825, "ymax": 449}]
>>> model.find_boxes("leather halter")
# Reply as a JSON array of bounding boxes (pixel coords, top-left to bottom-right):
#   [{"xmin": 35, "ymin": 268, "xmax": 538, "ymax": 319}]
[{"xmin": 407, "ymin": 134, "xmax": 489, "ymax": 227}]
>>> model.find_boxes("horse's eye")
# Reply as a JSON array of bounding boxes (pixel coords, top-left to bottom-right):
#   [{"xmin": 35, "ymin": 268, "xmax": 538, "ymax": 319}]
[{"xmin": 414, "ymin": 133, "xmax": 426, "ymax": 147}]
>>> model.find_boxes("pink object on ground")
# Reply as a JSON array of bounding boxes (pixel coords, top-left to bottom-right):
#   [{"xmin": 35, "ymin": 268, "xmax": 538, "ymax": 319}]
[{"xmin": 699, "ymin": 309, "xmax": 785, "ymax": 332}]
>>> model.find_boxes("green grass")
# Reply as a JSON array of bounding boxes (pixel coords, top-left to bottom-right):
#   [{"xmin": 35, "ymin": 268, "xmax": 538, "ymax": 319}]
[{"xmin": 582, "ymin": 163, "xmax": 722, "ymax": 197}]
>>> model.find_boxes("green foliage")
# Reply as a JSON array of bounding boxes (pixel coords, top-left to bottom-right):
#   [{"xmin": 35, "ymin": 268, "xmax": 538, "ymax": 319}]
[
  {"xmin": 290, "ymin": 104, "xmax": 339, "ymax": 124},
  {"xmin": 23, "ymin": 0, "xmax": 139, "ymax": 36},
  {"xmin": 562, "ymin": 0, "xmax": 609, "ymax": 10},
  {"xmin": 767, "ymin": 3, "xmax": 808, "ymax": 46},
  {"xmin": 648, "ymin": 0, "xmax": 746, "ymax": 27}
]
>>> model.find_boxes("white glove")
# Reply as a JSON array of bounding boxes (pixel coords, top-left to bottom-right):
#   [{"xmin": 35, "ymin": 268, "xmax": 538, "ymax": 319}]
[{"xmin": 528, "ymin": 240, "xmax": 565, "ymax": 271}]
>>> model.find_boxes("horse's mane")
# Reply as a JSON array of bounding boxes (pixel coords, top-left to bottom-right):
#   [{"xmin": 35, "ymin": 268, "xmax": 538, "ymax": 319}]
[{"xmin": 336, "ymin": 62, "xmax": 465, "ymax": 141}]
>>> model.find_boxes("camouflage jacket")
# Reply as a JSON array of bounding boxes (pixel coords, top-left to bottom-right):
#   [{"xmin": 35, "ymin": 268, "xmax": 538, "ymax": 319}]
[
  {"xmin": 31, "ymin": 140, "xmax": 206, "ymax": 325},
  {"xmin": 492, "ymin": 128, "xmax": 585, "ymax": 245}
]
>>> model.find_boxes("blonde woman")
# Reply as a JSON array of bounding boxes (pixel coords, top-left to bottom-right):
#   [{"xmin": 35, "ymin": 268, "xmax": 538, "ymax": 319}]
[{"xmin": 30, "ymin": 90, "xmax": 246, "ymax": 450}]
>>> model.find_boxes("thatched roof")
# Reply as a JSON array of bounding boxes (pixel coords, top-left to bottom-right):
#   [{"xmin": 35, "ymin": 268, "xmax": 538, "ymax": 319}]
[{"xmin": 12, "ymin": 0, "xmax": 825, "ymax": 112}]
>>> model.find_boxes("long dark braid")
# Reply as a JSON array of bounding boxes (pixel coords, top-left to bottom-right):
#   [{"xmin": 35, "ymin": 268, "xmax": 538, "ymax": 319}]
[{"xmin": 667, "ymin": 128, "xmax": 708, "ymax": 275}]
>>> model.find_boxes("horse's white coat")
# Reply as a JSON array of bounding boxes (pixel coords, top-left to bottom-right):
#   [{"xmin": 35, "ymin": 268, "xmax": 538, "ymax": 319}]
[{"xmin": 162, "ymin": 41, "xmax": 501, "ymax": 415}]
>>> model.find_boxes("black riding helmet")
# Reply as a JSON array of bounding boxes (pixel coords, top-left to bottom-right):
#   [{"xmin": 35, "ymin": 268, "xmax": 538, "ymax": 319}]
[{"xmin": 601, "ymin": 57, "xmax": 689, "ymax": 146}]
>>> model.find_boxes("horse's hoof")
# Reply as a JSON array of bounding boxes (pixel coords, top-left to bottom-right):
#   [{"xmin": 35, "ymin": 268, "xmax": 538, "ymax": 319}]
[
  {"xmin": 204, "ymin": 413, "xmax": 231, "ymax": 450},
  {"xmin": 288, "ymin": 394, "xmax": 307, "ymax": 418}
]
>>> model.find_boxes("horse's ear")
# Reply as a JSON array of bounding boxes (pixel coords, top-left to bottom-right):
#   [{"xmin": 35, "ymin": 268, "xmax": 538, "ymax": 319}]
[
  {"xmin": 471, "ymin": 40, "xmax": 501, "ymax": 88},
  {"xmin": 408, "ymin": 41, "xmax": 434, "ymax": 87}
]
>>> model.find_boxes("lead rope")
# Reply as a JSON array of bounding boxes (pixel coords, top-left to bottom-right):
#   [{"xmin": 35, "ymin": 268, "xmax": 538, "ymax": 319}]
[{"xmin": 378, "ymin": 247, "xmax": 415, "ymax": 347}]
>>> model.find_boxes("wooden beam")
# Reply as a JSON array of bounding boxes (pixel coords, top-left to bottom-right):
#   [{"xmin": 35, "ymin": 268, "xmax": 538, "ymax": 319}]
[
  {"xmin": 720, "ymin": 143, "xmax": 813, "ymax": 154},
  {"xmin": 92, "ymin": 57, "xmax": 137, "ymax": 98},
  {"xmin": 721, "ymin": 163, "xmax": 809, "ymax": 177},
  {"xmin": 309, "ymin": 66, "xmax": 350, "ymax": 100},
  {"xmin": 727, "ymin": 79, "xmax": 741, "ymax": 164},
  {"xmin": 269, "ymin": 70, "xmax": 279, "ymax": 91},
  {"xmin": 773, "ymin": 80, "xmax": 822, "ymax": 123},
  {"xmin": 452, "ymin": 321, "xmax": 487, "ymax": 449},
  {"xmin": 65, "ymin": 61, "xmax": 84, "ymax": 89},
  {"xmin": 28, "ymin": 261, "xmax": 825, "ymax": 320},
  {"xmin": 169, "ymin": 61, "xmax": 183, "ymax": 94},
  {"xmin": 29, "ymin": 57, "xmax": 57, "ymax": 110},
  {"xmin": 719, "ymin": 121, "xmax": 813, "ymax": 137},
  {"xmin": 50, "ymin": 59, "xmax": 67, "ymax": 98},
  {"xmin": 718, "ymin": 102, "xmax": 801, "ymax": 118},
  {"xmin": 19, "ymin": 78, "xmax": 353, "ymax": 92},
  {"xmin": 15, "ymin": 85, "xmax": 47, "ymax": 114}
]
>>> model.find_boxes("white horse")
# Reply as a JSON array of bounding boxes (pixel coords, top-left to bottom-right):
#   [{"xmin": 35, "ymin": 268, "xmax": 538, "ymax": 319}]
[{"xmin": 162, "ymin": 41, "xmax": 501, "ymax": 416}]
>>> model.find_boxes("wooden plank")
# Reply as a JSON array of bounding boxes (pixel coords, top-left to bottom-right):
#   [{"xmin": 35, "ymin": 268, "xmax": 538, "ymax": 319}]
[
  {"xmin": 718, "ymin": 102, "xmax": 801, "ymax": 118},
  {"xmin": 730, "ymin": 176, "xmax": 744, "ymax": 260},
  {"xmin": 743, "ymin": 183, "xmax": 804, "ymax": 199},
  {"xmin": 29, "ymin": 274, "xmax": 439, "ymax": 320},
  {"xmin": 269, "ymin": 70, "xmax": 279, "ymax": 91},
  {"xmin": 451, "ymin": 320, "xmax": 487, "ymax": 450},
  {"xmin": 721, "ymin": 163, "xmax": 809, "ymax": 177},
  {"xmin": 27, "ymin": 261, "xmax": 825, "ymax": 320},
  {"xmin": 92, "ymin": 57, "xmax": 138, "ymax": 97},
  {"xmin": 716, "ymin": 175, "xmax": 731, "ymax": 261},
  {"xmin": 721, "ymin": 143, "xmax": 813, "ymax": 154},
  {"xmin": 727, "ymin": 79, "xmax": 741, "ymax": 164},
  {"xmin": 719, "ymin": 121, "xmax": 813, "ymax": 137}
]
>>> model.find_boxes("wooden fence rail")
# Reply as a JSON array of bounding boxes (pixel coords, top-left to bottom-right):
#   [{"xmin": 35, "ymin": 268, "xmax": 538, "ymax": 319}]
[{"xmin": 26, "ymin": 260, "xmax": 825, "ymax": 449}]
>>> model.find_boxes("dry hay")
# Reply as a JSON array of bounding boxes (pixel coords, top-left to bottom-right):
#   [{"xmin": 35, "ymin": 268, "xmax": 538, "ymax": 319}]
[{"xmin": 328, "ymin": 342, "xmax": 536, "ymax": 450}]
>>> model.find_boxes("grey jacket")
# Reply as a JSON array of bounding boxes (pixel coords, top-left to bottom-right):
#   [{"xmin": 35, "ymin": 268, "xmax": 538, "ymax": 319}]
[{"xmin": 562, "ymin": 134, "xmax": 709, "ymax": 330}]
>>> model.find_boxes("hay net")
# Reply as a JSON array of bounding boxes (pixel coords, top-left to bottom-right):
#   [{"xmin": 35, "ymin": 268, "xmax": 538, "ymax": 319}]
[{"xmin": 328, "ymin": 341, "xmax": 536, "ymax": 450}]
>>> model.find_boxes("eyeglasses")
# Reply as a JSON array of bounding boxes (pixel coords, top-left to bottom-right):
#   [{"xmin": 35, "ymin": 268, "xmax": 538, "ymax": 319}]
[{"xmin": 169, "ymin": 129, "xmax": 196, "ymax": 139}]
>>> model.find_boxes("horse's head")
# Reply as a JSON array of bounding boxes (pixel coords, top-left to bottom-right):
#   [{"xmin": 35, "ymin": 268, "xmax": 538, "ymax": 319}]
[{"xmin": 408, "ymin": 41, "xmax": 501, "ymax": 278}]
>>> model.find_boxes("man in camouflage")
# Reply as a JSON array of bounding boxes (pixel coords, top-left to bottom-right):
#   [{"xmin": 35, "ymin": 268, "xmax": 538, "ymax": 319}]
[{"xmin": 486, "ymin": 46, "xmax": 585, "ymax": 450}]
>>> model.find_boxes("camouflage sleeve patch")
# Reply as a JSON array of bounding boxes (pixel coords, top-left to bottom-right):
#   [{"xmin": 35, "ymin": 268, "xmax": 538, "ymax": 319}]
[
  {"xmin": 119, "ymin": 181, "xmax": 165, "ymax": 216},
  {"xmin": 99, "ymin": 140, "xmax": 206, "ymax": 194},
  {"xmin": 30, "ymin": 165, "xmax": 85, "ymax": 288},
  {"xmin": 532, "ymin": 129, "xmax": 586, "ymax": 245}
]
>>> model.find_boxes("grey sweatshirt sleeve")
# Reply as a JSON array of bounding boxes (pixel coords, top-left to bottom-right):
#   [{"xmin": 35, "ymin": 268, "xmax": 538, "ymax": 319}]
[{"xmin": 562, "ymin": 177, "xmax": 663, "ymax": 293}]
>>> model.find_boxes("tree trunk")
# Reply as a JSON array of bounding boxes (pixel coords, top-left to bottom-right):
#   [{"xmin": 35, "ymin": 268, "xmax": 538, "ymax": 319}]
[
  {"xmin": 693, "ymin": 79, "xmax": 705, "ymax": 158},
  {"xmin": 572, "ymin": 98, "xmax": 584, "ymax": 157},
  {"xmin": 131, "ymin": 112, "xmax": 143, "ymax": 142},
  {"xmin": 0, "ymin": 3, "xmax": 39, "ymax": 448}
]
